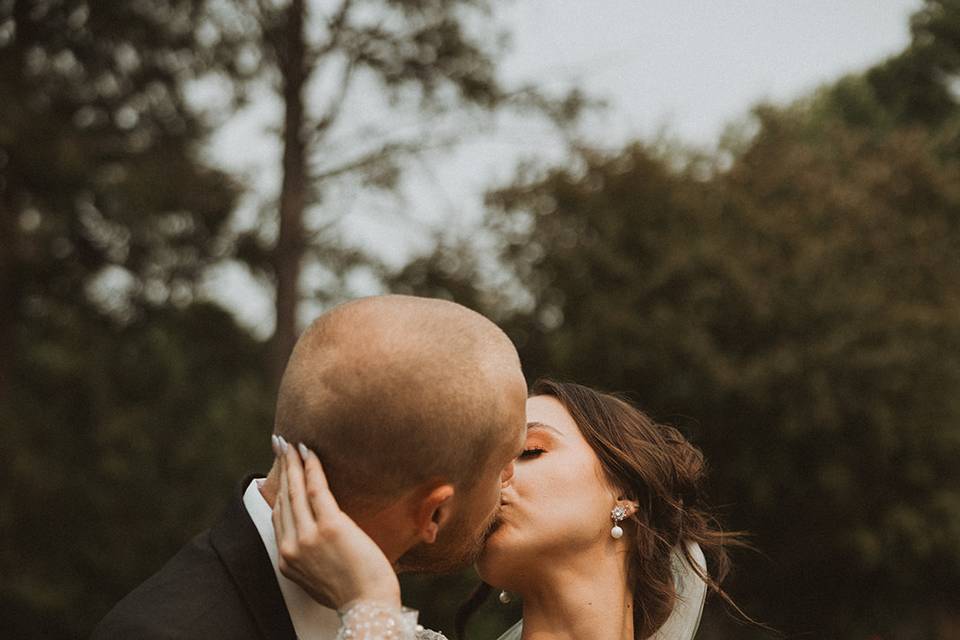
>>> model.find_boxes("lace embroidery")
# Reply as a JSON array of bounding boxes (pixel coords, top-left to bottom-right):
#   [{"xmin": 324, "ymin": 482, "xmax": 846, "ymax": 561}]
[{"xmin": 336, "ymin": 600, "xmax": 448, "ymax": 640}]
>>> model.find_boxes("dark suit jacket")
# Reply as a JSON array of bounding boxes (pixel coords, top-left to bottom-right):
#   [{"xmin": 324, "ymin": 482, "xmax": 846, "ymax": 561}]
[{"xmin": 91, "ymin": 476, "xmax": 297, "ymax": 640}]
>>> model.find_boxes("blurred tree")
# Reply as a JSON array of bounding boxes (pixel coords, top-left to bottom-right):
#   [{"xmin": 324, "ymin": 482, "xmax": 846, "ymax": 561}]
[
  {"xmin": 0, "ymin": 0, "xmax": 249, "ymax": 384},
  {"xmin": 717, "ymin": 111, "xmax": 960, "ymax": 638},
  {"xmin": 865, "ymin": 0, "xmax": 960, "ymax": 128},
  {"xmin": 227, "ymin": 0, "xmax": 585, "ymax": 384},
  {"xmin": 0, "ymin": 2, "xmax": 273, "ymax": 637},
  {"xmin": 819, "ymin": 0, "xmax": 960, "ymax": 138},
  {"xmin": 0, "ymin": 302, "xmax": 273, "ymax": 637}
]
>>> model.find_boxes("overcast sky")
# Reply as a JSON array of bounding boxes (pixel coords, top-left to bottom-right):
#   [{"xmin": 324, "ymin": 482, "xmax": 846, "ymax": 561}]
[{"xmin": 203, "ymin": 0, "xmax": 924, "ymax": 336}]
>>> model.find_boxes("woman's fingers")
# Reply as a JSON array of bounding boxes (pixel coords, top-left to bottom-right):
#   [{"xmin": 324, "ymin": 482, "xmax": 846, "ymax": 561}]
[
  {"xmin": 268, "ymin": 436, "xmax": 401, "ymax": 610},
  {"xmin": 271, "ymin": 454, "xmax": 286, "ymax": 544},
  {"xmin": 301, "ymin": 447, "xmax": 341, "ymax": 518},
  {"xmin": 277, "ymin": 442, "xmax": 297, "ymax": 550},
  {"xmin": 284, "ymin": 442, "xmax": 316, "ymax": 532}
]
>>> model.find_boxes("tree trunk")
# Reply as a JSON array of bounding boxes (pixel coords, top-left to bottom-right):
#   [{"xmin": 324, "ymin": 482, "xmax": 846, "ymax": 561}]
[{"xmin": 271, "ymin": 0, "xmax": 308, "ymax": 387}]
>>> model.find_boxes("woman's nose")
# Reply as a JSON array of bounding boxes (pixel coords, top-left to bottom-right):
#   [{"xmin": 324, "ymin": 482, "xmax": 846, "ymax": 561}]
[{"xmin": 501, "ymin": 459, "xmax": 516, "ymax": 487}]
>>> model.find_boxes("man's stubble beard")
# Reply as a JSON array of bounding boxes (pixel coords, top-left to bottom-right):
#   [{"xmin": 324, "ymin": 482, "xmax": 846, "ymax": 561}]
[{"xmin": 395, "ymin": 505, "xmax": 503, "ymax": 574}]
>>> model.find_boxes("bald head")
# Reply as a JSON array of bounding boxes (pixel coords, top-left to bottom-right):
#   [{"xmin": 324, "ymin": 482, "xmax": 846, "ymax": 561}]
[{"xmin": 274, "ymin": 295, "xmax": 526, "ymax": 510}]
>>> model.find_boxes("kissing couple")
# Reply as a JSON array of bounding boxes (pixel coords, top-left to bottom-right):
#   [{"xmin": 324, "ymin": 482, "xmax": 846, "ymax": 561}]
[{"xmin": 94, "ymin": 295, "xmax": 741, "ymax": 640}]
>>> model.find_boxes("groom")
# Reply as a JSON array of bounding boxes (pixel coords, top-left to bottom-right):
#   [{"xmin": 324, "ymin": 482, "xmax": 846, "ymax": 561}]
[{"xmin": 93, "ymin": 295, "xmax": 528, "ymax": 639}]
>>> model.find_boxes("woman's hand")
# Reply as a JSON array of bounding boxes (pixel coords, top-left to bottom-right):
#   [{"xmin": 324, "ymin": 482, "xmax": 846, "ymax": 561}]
[{"xmin": 271, "ymin": 437, "xmax": 401, "ymax": 610}]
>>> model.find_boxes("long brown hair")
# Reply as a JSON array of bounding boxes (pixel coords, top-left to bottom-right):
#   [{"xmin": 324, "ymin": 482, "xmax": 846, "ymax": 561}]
[{"xmin": 456, "ymin": 379, "xmax": 752, "ymax": 639}]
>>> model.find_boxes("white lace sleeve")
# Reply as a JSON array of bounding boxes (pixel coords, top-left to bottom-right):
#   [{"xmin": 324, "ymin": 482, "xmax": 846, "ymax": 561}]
[{"xmin": 336, "ymin": 601, "xmax": 448, "ymax": 640}]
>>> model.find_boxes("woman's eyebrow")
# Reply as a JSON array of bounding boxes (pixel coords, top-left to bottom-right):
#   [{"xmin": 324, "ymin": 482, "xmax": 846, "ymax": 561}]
[{"xmin": 526, "ymin": 421, "xmax": 565, "ymax": 438}]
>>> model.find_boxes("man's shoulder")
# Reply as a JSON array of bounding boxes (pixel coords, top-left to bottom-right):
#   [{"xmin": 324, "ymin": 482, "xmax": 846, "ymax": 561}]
[
  {"xmin": 92, "ymin": 477, "xmax": 292, "ymax": 640},
  {"xmin": 92, "ymin": 529, "xmax": 256, "ymax": 639}
]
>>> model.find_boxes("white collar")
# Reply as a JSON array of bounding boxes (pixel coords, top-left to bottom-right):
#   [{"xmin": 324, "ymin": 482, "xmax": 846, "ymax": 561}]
[{"xmin": 243, "ymin": 478, "xmax": 341, "ymax": 639}]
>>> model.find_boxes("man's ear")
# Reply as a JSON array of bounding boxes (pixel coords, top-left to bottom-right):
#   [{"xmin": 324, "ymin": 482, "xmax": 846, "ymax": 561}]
[{"xmin": 412, "ymin": 483, "xmax": 456, "ymax": 544}]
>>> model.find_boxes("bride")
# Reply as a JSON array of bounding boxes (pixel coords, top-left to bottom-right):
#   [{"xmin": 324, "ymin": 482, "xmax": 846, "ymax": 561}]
[{"xmin": 272, "ymin": 379, "xmax": 742, "ymax": 639}]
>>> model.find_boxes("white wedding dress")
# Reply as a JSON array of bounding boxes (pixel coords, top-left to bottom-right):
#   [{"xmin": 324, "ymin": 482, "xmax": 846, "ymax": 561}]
[{"xmin": 335, "ymin": 541, "xmax": 707, "ymax": 640}]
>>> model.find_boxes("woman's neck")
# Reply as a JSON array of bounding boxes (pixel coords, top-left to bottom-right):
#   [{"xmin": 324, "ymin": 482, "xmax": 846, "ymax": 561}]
[{"xmin": 516, "ymin": 545, "xmax": 634, "ymax": 640}]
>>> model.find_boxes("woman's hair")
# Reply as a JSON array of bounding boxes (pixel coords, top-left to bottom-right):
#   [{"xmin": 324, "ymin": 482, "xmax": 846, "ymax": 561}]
[{"xmin": 456, "ymin": 378, "xmax": 750, "ymax": 639}]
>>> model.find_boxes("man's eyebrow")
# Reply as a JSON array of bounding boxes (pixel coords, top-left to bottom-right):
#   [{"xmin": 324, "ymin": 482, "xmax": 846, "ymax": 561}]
[{"xmin": 526, "ymin": 421, "xmax": 565, "ymax": 438}]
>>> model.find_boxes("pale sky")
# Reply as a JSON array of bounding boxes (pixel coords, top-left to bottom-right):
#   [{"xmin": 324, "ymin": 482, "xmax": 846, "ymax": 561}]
[{"xmin": 202, "ymin": 0, "xmax": 923, "ymax": 337}]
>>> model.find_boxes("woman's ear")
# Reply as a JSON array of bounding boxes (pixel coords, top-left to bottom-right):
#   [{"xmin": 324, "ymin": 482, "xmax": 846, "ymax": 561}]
[
  {"xmin": 616, "ymin": 494, "xmax": 640, "ymax": 517},
  {"xmin": 412, "ymin": 483, "xmax": 455, "ymax": 544}
]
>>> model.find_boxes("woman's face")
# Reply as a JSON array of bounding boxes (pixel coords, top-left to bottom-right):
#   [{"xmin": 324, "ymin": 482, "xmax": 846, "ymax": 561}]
[{"xmin": 477, "ymin": 394, "xmax": 620, "ymax": 589}]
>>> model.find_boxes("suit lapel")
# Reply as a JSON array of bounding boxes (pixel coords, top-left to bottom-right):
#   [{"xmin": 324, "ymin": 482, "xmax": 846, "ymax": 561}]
[{"xmin": 211, "ymin": 475, "xmax": 297, "ymax": 640}]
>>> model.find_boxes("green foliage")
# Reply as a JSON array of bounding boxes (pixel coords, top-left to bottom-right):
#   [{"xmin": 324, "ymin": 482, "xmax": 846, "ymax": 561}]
[
  {"xmin": 865, "ymin": 0, "xmax": 960, "ymax": 127},
  {"xmin": 0, "ymin": 0, "xmax": 244, "ymax": 308},
  {"xmin": 0, "ymin": 302, "xmax": 273, "ymax": 637},
  {"xmin": 0, "ymin": 2, "xmax": 271, "ymax": 637}
]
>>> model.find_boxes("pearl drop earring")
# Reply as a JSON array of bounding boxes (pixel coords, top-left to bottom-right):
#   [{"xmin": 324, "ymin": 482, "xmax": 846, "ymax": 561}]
[
  {"xmin": 498, "ymin": 590, "xmax": 512, "ymax": 604},
  {"xmin": 610, "ymin": 504, "xmax": 628, "ymax": 539}
]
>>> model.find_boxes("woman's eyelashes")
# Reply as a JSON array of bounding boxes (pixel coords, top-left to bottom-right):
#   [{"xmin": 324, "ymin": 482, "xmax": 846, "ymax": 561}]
[{"xmin": 519, "ymin": 447, "xmax": 546, "ymax": 459}]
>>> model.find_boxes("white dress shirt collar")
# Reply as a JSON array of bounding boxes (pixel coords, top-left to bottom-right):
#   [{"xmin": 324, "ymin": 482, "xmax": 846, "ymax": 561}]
[{"xmin": 243, "ymin": 478, "xmax": 341, "ymax": 639}]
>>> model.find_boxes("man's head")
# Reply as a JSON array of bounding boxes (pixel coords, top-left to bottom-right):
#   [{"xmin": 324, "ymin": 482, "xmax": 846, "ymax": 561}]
[{"xmin": 273, "ymin": 295, "xmax": 526, "ymax": 572}]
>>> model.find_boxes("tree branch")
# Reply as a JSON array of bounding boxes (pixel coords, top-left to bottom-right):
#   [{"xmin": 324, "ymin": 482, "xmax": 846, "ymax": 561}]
[
  {"xmin": 310, "ymin": 135, "xmax": 461, "ymax": 182},
  {"xmin": 313, "ymin": 56, "xmax": 356, "ymax": 140},
  {"xmin": 313, "ymin": 0, "xmax": 355, "ymax": 58}
]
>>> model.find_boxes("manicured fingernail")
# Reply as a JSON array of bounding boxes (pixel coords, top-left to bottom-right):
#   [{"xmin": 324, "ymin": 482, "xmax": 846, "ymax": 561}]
[
  {"xmin": 278, "ymin": 435, "xmax": 289, "ymax": 453},
  {"xmin": 297, "ymin": 443, "xmax": 309, "ymax": 459},
  {"xmin": 271, "ymin": 435, "xmax": 280, "ymax": 455}
]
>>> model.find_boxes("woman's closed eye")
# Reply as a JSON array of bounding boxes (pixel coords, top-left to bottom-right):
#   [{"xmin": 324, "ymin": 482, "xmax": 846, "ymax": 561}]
[{"xmin": 519, "ymin": 448, "xmax": 546, "ymax": 459}]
